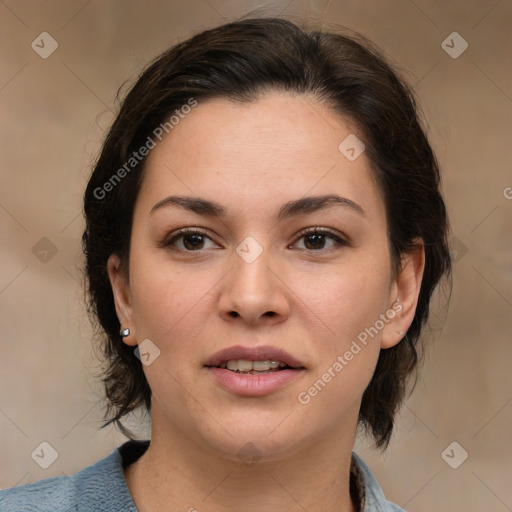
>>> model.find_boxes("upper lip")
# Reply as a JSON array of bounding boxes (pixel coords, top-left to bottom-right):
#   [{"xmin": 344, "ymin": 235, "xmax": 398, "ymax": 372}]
[{"xmin": 204, "ymin": 345, "xmax": 305, "ymax": 369}]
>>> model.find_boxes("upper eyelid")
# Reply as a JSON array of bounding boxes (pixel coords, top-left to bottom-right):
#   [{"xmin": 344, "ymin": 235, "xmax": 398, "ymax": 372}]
[
  {"xmin": 293, "ymin": 228, "xmax": 348, "ymax": 248},
  {"xmin": 162, "ymin": 227, "xmax": 216, "ymax": 246},
  {"xmin": 296, "ymin": 226, "xmax": 345, "ymax": 237}
]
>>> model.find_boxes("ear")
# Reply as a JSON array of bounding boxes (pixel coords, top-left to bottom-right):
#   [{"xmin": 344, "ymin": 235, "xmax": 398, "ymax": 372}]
[
  {"xmin": 381, "ymin": 240, "xmax": 425, "ymax": 349},
  {"xmin": 107, "ymin": 253, "xmax": 137, "ymax": 346}
]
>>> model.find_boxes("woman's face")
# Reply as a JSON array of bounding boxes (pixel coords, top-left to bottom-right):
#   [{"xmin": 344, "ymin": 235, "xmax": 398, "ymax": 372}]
[{"xmin": 109, "ymin": 92, "xmax": 420, "ymax": 461}]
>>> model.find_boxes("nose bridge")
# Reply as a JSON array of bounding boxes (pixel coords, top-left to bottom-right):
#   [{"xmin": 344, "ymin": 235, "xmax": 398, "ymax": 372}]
[
  {"xmin": 234, "ymin": 242, "xmax": 273, "ymax": 293},
  {"xmin": 219, "ymin": 235, "xmax": 290, "ymax": 323}
]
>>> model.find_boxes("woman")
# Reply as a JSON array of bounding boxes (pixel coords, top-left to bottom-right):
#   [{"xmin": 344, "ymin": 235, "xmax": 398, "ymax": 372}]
[{"xmin": 1, "ymin": 16, "xmax": 451, "ymax": 512}]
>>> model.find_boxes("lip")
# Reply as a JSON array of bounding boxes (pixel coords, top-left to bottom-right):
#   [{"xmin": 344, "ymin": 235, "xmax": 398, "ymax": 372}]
[
  {"xmin": 204, "ymin": 345, "xmax": 306, "ymax": 397},
  {"xmin": 204, "ymin": 344, "xmax": 305, "ymax": 369},
  {"xmin": 207, "ymin": 367, "xmax": 305, "ymax": 397}
]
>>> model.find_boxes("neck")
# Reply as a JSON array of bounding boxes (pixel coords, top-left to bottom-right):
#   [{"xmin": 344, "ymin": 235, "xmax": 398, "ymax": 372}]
[{"xmin": 124, "ymin": 409, "xmax": 358, "ymax": 512}]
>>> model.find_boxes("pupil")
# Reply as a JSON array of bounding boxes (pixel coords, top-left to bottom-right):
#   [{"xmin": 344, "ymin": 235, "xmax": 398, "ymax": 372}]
[
  {"xmin": 305, "ymin": 233, "xmax": 325, "ymax": 250},
  {"xmin": 184, "ymin": 234, "xmax": 204, "ymax": 250}
]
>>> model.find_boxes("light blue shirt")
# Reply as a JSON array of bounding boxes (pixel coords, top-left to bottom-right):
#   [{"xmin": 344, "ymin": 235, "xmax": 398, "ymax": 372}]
[{"xmin": 0, "ymin": 440, "xmax": 405, "ymax": 511}]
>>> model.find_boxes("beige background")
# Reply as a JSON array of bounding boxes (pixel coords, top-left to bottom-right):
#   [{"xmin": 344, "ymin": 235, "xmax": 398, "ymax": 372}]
[{"xmin": 1, "ymin": 1, "xmax": 511, "ymax": 510}]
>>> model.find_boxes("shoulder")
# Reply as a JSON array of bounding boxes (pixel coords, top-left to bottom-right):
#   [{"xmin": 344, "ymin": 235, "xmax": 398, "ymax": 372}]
[
  {"xmin": 0, "ymin": 474, "xmax": 77, "ymax": 512},
  {"xmin": 352, "ymin": 452, "xmax": 406, "ymax": 512},
  {"xmin": 0, "ymin": 441, "xmax": 147, "ymax": 512}
]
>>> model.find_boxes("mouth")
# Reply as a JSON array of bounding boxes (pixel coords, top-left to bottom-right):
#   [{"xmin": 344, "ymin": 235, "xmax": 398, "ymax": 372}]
[
  {"xmin": 204, "ymin": 344, "xmax": 306, "ymax": 372},
  {"xmin": 204, "ymin": 345, "xmax": 306, "ymax": 396},
  {"xmin": 213, "ymin": 359, "xmax": 296, "ymax": 375}
]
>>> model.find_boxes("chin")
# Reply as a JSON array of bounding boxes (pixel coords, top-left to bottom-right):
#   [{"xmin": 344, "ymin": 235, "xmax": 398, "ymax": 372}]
[{"xmin": 192, "ymin": 411, "xmax": 316, "ymax": 465}]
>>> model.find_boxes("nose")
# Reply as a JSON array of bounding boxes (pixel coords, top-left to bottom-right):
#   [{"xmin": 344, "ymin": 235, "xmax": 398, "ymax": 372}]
[{"xmin": 217, "ymin": 245, "xmax": 291, "ymax": 326}]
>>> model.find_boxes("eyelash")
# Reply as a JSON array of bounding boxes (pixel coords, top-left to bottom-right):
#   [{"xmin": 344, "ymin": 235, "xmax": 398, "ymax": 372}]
[
  {"xmin": 160, "ymin": 227, "xmax": 348, "ymax": 253},
  {"xmin": 293, "ymin": 227, "xmax": 348, "ymax": 251}
]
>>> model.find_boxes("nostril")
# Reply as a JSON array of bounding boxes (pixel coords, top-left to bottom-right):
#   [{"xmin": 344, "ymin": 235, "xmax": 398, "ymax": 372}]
[{"xmin": 226, "ymin": 310, "xmax": 276, "ymax": 319}]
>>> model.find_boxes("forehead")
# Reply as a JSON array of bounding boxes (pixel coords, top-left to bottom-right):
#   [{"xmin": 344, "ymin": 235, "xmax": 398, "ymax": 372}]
[{"xmin": 137, "ymin": 92, "xmax": 384, "ymax": 222}]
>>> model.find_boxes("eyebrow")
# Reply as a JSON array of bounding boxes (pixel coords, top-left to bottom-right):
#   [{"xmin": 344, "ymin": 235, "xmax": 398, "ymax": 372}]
[{"xmin": 149, "ymin": 194, "xmax": 365, "ymax": 219}]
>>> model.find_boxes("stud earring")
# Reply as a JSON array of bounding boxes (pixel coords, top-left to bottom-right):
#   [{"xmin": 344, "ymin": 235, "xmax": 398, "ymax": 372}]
[{"xmin": 120, "ymin": 327, "xmax": 130, "ymax": 338}]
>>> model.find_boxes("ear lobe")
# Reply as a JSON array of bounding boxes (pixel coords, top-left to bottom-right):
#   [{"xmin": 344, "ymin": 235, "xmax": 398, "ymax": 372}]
[
  {"xmin": 107, "ymin": 253, "xmax": 137, "ymax": 346},
  {"xmin": 381, "ymin": 241, "xmax": 425, "ymax": 349}
]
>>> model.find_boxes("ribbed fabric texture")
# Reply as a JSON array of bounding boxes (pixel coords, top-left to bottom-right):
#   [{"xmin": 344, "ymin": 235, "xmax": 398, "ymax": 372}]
[
  {"xmin": 0, "ymin": 440, "xmax": 405, "ymax": 511},
  {"xmin": 0, "ymin": 441, "xmax": 146, "ymax": 512}
]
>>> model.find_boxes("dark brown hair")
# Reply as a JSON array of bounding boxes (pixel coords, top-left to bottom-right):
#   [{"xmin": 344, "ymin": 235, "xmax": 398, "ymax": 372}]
[{"xmin": 82, "ymin": 17, "xmax": 451, "ymax": 448}]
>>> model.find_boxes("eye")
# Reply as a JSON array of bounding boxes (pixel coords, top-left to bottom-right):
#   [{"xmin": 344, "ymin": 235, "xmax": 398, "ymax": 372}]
[
  {"xmin": 291, "ymin": 228, "xmax": 347, "ymax": 251},
  {"xmin": 161, "ymin": 227, "xmax": 347, "ymax": 253},
  {"xmin": 161, "ymin": 229, "xmax": 221, "ymax": 251}
]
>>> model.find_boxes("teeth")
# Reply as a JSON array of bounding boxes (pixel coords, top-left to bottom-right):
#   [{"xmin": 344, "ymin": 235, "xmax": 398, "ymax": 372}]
[
  {"xmin": 252, "ymin": 360, "xmax": 270, "ymax": 371},
  {"xmin": 222, "ymin": 359, "xmax": 287, "ymax": 372},
  {"xmin": 226, "ymin": 360, "xmax": 237, "ymax": 371},
  {"xmin": 237, "ymin": 359, "xmax": 253, "ymax": 372}
]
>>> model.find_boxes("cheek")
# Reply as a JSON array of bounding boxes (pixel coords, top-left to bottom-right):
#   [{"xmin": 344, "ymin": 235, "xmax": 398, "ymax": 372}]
[
  {"xmin": 296, "ymin": 253, "xmax": 391, "ymax": 407},
  {"xmin": 128, "ymin": 260, "xmax": 216, "ymax": 405},
  {"xmin": 304, "ymin": 258, "xmax": 391, "ymax": 341},
  {"xmin": 296, "ymin": 270, "xmax": 386, "ymax": 418},
  {"xmin": 128, "ymin": 249, "xmax": 212, "ymax": 346}
]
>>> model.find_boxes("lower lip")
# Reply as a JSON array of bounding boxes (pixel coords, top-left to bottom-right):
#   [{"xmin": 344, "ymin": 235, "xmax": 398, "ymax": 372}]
[{"xmin": 206, "ymin": 367, "xmax": 305, "ymax": 397}]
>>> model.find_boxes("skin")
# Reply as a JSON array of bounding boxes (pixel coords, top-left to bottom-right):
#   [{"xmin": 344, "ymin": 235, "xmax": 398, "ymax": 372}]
[{"xmin": 108, "ymin": 92, "xmax": 425, "ymax": 512}]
